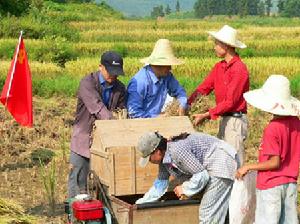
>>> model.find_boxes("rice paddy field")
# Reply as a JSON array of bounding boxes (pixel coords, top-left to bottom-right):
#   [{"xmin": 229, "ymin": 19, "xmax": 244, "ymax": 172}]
[{"xmin": 0, "ymin": 2, "xmax": 300, "ymax": 223}]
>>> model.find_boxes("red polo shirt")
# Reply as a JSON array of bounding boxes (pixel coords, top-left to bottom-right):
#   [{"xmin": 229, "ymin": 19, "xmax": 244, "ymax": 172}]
[
  {"xmin": 256, "ymin": 116, "xmax": 300, "ymax": 190},
  {"xmin": 188, "ymin": 55, "xmax": 249, "ymax": 120}
]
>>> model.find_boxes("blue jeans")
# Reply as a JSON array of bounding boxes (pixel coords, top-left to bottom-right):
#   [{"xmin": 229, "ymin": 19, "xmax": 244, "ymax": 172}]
[{"xmin": 255, "ymin": 183, "xmax": 299, "ymax": 224}]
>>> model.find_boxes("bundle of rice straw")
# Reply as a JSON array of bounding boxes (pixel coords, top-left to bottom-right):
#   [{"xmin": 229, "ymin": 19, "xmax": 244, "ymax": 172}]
[{"xmin": 0, "ymin": 198, "xmax": 36, "ymax": 224}]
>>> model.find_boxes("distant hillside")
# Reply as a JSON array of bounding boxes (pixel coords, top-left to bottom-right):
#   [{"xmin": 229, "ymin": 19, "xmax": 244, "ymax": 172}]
[
  {"xmin": 99, "ymin": 0, "xmax": 279, "ymax": 18},
  {"xmin": 100, "ymin": 0, "xmax": 196, "ymax": 17}
]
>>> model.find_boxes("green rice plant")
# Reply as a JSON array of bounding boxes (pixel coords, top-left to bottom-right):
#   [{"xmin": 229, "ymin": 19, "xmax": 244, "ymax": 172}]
[
  {"xmin": 2, "ymin": 37, "xmax": 300, "ymax": 62},
  {"xmin": 290, "ymin": 75, "xmax": 300, "ymax": 97},
  {"xmin": 32, "ymin": 75, "xmax": 80, "ymax": 98},
  {"xmin": 39, "ymin": 159, "xmax": 57, "ymax": 215},
  {"xmin": 59, "ymin": 129, "xmax": 69, "ymax": 162},
  {"xmin": 69, "ymin": 17, "xmax": 300, "ymax": 32},
  {"xmin": 112, "ymin": 43, "xmax": 128, "ymax": 57}
]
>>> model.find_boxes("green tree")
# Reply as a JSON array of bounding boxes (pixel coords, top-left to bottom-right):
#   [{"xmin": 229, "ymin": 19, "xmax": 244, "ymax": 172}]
[
  {"xmin": 0, "ymin": 0, "xmax": 31, "ymax": 16},
  {"xmin": 248, "ymin": 0, "xmax": 260, "ymax": 15},
  {"xmin": 277, "ymin": 0, "xmax": 285, "ymax": 13},
  {"xmin": 165, "ymin": 4, "xmax": 171, "ymax": 15},
  {"xmin": 265, "ymin": 0, "xmax": 272, "ymax": 16},
  {"xmin": 258, "ymin": 0, "xmax": 265, "ymax": 16},
  {"xmin": 176, "ymin": 0, "xmax": 180, "ymax": 12},
  {"xmin": 194, "ymin": 0, "xmax": 209, "ymax": 18},
  {"xmin": 217, "ymin": 0, "xmax": 226, "ymax": 15},
  {"xmin": 237, "ymin": 0, "xmax": 248, "ymax": 17},
  {"xmin": 226, "ymin": 0, "xmax": 238, "ymax": 16},
  {"xmin": 207, "ymin": 0, "xmax": 215, "ymax": 16},
  {"xmin": 282, "ymin": 0, "xmax": 300, "ymax": 17},
  {"xmin": 151, "ymin": 5, "xmax": 165, "ymax": 18}
]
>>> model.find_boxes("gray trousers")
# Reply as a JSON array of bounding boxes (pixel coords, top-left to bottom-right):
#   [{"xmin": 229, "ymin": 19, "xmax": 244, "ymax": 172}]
[
  {"xmin": 68, "ymin": 151, "xmax": 90, "ymax": 198},
  {"xmin": 218, "ymin": 115, "xmax": 248, "ymax": 165}
]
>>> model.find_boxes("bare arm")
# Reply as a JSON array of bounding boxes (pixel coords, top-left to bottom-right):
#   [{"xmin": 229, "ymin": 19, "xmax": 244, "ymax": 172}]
[
  {"xmin": 236, "ymin": 155, "xmax": 280, "ymax": 180},
  {"xmin": 192, "ymin": 111, "xmax": 210, "ymax": 126}
]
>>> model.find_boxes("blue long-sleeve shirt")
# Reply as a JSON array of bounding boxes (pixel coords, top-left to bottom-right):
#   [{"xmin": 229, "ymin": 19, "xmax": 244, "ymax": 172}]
[{"xmin": 127, "ymin": 65, "xmax": 187, "ymax": 118}]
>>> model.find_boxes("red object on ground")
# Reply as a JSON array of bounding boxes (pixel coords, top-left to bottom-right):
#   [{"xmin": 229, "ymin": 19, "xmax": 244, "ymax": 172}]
[
  {"xmin": 0, "ymin": 32, "xmax": 33, "ymax": 127},
  {"xmin": 72, "ymin": 200, "xmax": 104, "ymax": 221}
]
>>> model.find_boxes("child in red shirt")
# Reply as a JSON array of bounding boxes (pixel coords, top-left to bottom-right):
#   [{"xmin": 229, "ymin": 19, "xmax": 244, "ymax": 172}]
[{"xmin": 236, "ymin": 75, "xmax": 300, "ymax": 224}]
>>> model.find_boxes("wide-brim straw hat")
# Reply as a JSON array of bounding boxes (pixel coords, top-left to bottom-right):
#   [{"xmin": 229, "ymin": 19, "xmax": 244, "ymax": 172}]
[
  {"xmin": 207, "ymin": 25, "xmax": 247, "ymax": 49},
  {"xmin": 243, "ymin": 75, "xmax": 300, "ymax": 116},
  {"xmin": 140, "ymin": 39, "xmax": 184, "ymax": 66}
]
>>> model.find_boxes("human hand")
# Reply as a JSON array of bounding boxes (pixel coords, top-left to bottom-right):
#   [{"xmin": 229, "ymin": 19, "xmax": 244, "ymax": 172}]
[
  {"xmin": 192, "ymin": 112, "xmax": 209, "ymax": 126},
  {"xmin": 178, "ymin": 107, "xmax": 186, "ymax": 116},
  {"xmin": 174, "ymin": 185, "xmax": 183, "ymax": 198},
  {"xmin": 158, "ymin": 112, "xmax": 167, "ymax": 118},
  {"xmin": 235, "ymin": 165, "xmax": 249, "ymax": 180}
]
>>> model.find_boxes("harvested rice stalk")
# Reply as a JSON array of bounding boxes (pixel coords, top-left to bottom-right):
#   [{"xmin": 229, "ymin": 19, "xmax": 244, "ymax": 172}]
[
  {"xmin": 0, "ymin": 198, "xmax": 36, "ymax": 223},
  {"xmin": 164, "ymin": 99, "xmax": 180, "ymax": 116},
  {"xmin": 112, "ymin": 108, "xmax": 128, "ymax": 120},
  {"xmin": 188, "ymin": 96, "xmax": 214, "ymax": 126},
  {"xmin": 0, "ymin": 198, "xmax": 24, "ymax": 216},
  {"xmin": 188, "ymin": 95, "xmax": 212, "ymax": 116},
  {"xmin": 163, "ymin": 95, "xmax": 213, "ymax": 118}
]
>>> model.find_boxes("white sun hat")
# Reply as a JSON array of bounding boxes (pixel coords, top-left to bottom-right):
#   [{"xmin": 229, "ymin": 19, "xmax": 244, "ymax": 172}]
[
  {"xmin": 207, "ymin": 25, "xmax": 247, "ymax": 49},
  {"xmin": 243, "ymin": 75, "xmax": 300, "ymax": 116},
  {"xmin": 140, "ymin": 39, "xmax": 184, "ymax": 66}
]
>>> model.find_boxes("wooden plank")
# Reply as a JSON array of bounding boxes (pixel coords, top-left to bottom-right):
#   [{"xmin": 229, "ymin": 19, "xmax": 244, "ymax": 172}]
[
  {"xmin": 91, "ymin": 128, "xmax": 105, "ymax": 152},
  {"xmin": 90, "ymin": 149, "xmax": 109, "ymax": 159},
  {"xmin": 93, "ymin": 116, "xmax": 194, "ymax": 151},
  {"xmin": 109, "ymin": 153, "xmax": 116, "ymax": 195},
  {"xmin": 111, "ymin": 147, "xmax": 158, "ymax": 195},
  {"xmin": 91, "ymin": 146, "xmax": 158, "ymax": 196},
  {"xmin": 133, "ymin": 205, "xmax": 199, "ymax": 224},
  {"xmin": 110, "ymin": 196, "xmax": 130, "ymax": 224},
  {"xmin": 130, "ymin": 147, "xmax": 136, "ymax": 194},
  {"xmin": 114, "ymin": 177, "xmax": 157, "ymax": 195},
  {"xmin": 90, "ymin": 150, "xmax": 111, "ymax": 186},
  {"xmin": 110, "ymin": 195, "xmax": 199, "ymax": 224}
]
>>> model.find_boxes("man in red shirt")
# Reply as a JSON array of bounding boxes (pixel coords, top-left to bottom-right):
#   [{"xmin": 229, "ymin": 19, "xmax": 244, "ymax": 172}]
[
  {"xmin": 236, "ymin": 75, "xmax": 300, "ymax": 224},
  {"xmin": 189, "ymin": 25, "xmax": 249, "ymax": 164}
]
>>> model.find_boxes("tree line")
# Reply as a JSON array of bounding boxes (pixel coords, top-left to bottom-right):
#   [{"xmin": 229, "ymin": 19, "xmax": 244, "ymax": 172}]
[
  {"xmin": 1, "ymin": 0, "xmax": 299, "ymax": 19},
  {"xmin": 194, "ymin": 0, "xmax": 300, "ymax": 18},
  {"xmin": 150, "ymin": 0, "xmax": 180, "ymax": 18},
  {"xmin": 0, "ymin": 0, "xmax": 94, "ymax": 17}
]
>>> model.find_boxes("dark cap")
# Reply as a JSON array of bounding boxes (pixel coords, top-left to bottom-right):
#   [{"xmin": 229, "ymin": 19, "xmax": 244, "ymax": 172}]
[{"xmin": 100, "ymin": 51, "xmax": 124, "ymax": 76}]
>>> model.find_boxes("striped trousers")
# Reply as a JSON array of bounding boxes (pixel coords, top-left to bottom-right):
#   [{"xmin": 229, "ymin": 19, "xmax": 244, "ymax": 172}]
[{"xmin": 199, "ymin": 176, "xmax": 233, "ymax": 224}]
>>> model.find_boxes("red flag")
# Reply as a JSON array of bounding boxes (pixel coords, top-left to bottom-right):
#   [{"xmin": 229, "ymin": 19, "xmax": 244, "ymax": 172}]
[{"xmin": 0, "ymin": 32, "xmax": 33, "ymax": 127}]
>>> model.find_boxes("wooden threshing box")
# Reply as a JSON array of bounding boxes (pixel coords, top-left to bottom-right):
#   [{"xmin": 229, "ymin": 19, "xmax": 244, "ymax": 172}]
[
  {"xmin": 90, "ymin": 116, "xmax": 200, "ymax": 224},
  {"xmin": 90, "ymin": 116, "xmax": 195, "ymax": 196},
  {"xmin": 109, "ymin": 193, "xmax": 200, "ymax": 224}
]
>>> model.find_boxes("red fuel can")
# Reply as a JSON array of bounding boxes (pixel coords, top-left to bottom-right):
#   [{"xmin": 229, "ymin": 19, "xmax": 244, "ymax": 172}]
[{"xmin": 72, "ymin": 199, "xmax": 104, "ymax": 221}]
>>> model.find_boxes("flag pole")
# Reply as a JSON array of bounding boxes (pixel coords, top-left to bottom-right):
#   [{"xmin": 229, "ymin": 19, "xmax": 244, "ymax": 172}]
[{"xmin": 5, "ymin": 30, "xmax": 23, "ymax": 107}]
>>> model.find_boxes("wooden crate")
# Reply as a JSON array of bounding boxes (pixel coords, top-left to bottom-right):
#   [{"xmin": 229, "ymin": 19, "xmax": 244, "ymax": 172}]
[
  {"xmin": 110, "ymin": 193, "xmax": 200, "ymax": 224},
  {"xmin": 90, "ymin": 116, "xmax": 195, "ymax": 196}
]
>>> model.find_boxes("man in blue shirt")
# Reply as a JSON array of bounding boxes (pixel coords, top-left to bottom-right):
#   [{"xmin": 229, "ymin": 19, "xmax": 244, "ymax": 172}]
[{"xmin": 127, "ymin": 39, "xmax": 187, "ymax": 118}]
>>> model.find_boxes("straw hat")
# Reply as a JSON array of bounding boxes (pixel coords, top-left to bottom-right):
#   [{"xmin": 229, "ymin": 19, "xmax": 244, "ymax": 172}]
[
  {"xmin": 140, "ymin": 39, "xmax": 184, "ymax": 66},
  {"xmin": 207, "ymin": 25, "xmax": 247, "ymax": 49},
  {"xmin": 243, "ymin": 75, "xmax": 300, "ymax": 116}
]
